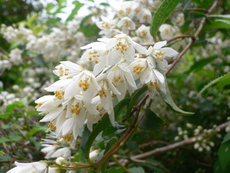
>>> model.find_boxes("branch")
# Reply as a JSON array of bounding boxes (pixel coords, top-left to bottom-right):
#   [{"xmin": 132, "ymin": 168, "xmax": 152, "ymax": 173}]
[
  {"xmin": 165, "ymin": 0, "xmax": 219, "ymax": 75},
  {"xmin": 131, "ymin": 121, "xmax": 230, "ymax": 160}
]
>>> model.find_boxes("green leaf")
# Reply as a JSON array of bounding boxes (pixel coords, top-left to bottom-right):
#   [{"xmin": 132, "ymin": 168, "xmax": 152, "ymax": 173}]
[
  {"xmin": 222, "ymin": 133, "xmax": 230, "ymax": 144},
  {"xmin": 126, "ymin": 85, "xmax": 147, "ymax": 118},
  {"xmin": 101, "ymin": 138, "xmax": 117, "ymax": 173},
  {"xmin": 198, "ymin": 71, "xmax": 230, "ymax": 96},
  {"xmin": 186, "ymin": 56, "xmax": 218, "ymax": 74},
  {"xmin": 66, "ymin": 1, "xmax": 84, "ymax": 22},
  {"xmin": 9, "ymin": 135, "xmax": 22, "ymax": 141},
  {"xmin": 114, "ymin": 98, "xmax": 130, "ymax": 116},
  {"xmin": 207, "ymin": 14, "xmax": 230, "ymax": 18},
  {"xmin": 0, "ymin": 151, "xmax": 5, "ymax": 155},
  {"xmin": 0, "ymin": 137, "xmax": 11, "ymax": 143},
  {"xmin": 139, "ymin": 109, "xmax": 163, "ymax": 131},
  {"xmin": 6, "ymin": 101, "xmax": 24, "ymax": 113},
  {"xmin": 26, "ymin": 126, "xmax": 47, "ymax": 139},
  {"xmin": 107, "ymin": 167, "xmax": 124, "ymax": 173},
  {"xmin": 218, "ymin": 140, "xmax": 230, "ymax": 170},
  {"xmin": 80, "ymin": 14, "xmax": 100, "ymax": 37},
  {"xmin": 216, "ymin": 19, "xmax": 230, "ymax": 25},
  {"xmin": 150, "ymin": 0, "xmax": 181, "ymax": 39},
  {"xmin": 160, "ymin": 80, "xmax": 194, "ymax": 115},
  {"xmin": 81, "ymin": 115, "xmax": 110, "ymax": 159},
  {"xmin": 128, "ymin": 167, "xmax": 145, "ymax": 173}
]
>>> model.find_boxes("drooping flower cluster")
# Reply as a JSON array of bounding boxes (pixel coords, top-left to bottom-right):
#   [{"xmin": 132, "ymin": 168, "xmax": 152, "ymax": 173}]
[{"xmin": 35, "ymin": 33, "xmax": 178, "ymax": 143}]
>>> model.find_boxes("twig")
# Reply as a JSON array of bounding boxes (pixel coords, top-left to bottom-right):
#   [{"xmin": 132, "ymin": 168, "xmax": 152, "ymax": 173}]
[
  {"xmin": 165, "ymin": 0, "xmax": 219, "ymax": 75},
  {"xmin": 131, "ymin": 121, "xmax": 230, "ymax": 160},
  {"xmin": 111, "ymin": 156, "xmax": 131, "ymax": 173}
]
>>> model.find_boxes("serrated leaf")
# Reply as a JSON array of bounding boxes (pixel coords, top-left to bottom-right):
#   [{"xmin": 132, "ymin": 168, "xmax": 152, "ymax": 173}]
[
  {"xmin": 218, "ymin": 141, "xmax": 230, "ymax": 170},
  {"xmin": 160, "ymin": 80, "xmax": 194, "ymax": 115},
  {"xmin": 126, "ymin": 85, "xmax": 147, "ymax": 118},
  {"xmin": 150, "ymin": 0, "xmax": 181, "ymax": 39},
  {"xmin": 139, "ymin": 109, "xmax": 163, "ymax": 131},
  {"xmin": 198, "ymin": 71, "xmax": 230, "ymax": 96}
]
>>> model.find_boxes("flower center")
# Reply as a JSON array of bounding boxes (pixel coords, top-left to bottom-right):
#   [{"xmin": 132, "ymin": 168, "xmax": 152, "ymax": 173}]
[
  {"xmin": 78, "ymin": 78, "xmax": 89, "ymax": 91},
  {"xmin": 133, "ymin": 64, "xmax": 144, "ymax": 75},
  {"xmin": 71, "ymin": 103, "xmax": 81, "ymax": 115},
  {"xmin": 155, "ymin": 51, "xmax": 166, "ymax": 61},
  {"xmin": 54, "ymin": 90, "xmax": 64, "ymax": 99},
  {"xmin": 116, "ymin": 41, "xmax": 128, "ymax": 54}
]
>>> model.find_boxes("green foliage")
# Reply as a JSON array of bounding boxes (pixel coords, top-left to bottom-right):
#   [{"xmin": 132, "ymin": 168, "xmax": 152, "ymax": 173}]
[
  {"xmin": 150, "ymin": 0, "xmax": 181, "ymax": 39},
  {"xmin": 139, "ymin": 109, "xmax": 163, "ymax": 131}
]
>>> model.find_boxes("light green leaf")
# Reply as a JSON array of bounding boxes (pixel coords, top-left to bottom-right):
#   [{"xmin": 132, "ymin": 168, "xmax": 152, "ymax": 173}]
[
  {"xmin": 66, "ymin": 1, "xmax": 84, "ymax": 22},
  {"xmin": 150, "ymin": 0, "xmax": 181, "ymax": 39},
  {"xmin": 160, "ymin": 80, "xmax": 194, "ymax": 115},
  {"xmin": 0, "ymin": 151, "xmax": 5, "ymax": 155},
  {"xmin": 128, "ymin": 166, "xmax": 145, "ymax": 173},
  {"xmin": 216, "ymin": 19, "xmax": 230, "ymax": 25},
  {"xmin": 198, "ymin": 71, "xmax": 230, "ymax": 96},
  {"xmin": 139, "ymin": 109, "xmax": 163, "ymax": 131},
  {"xmin": 0, "ymin": 137, "xmax": 11, "ymax": 143},
  {"xmin": 26, "ymin": 126, "xmax": 47, "ymax": 139},
  {"xmin": 207, "ymin": 14, "xmax": 230, "ymax": 18}
]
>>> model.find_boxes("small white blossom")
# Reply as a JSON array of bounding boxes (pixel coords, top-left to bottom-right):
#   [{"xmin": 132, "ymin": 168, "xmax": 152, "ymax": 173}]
[{"xmin": 117, "ymin": 17, "xmax": 135, "ymax": 34}]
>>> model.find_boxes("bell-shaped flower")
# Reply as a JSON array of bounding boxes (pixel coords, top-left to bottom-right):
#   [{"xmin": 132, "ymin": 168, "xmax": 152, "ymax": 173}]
[
  {"xmin": 7, "ymin": 161, "xmax": 47, "ymax": 173},
  {"xmin": 96, "ymin": 16, "xmax": 117, "ymax": 35},
  {"xmin": 159, "ymin": 24, "xmax": 175, "ymax": 40},
  {"xmin": 96, "ymin": 74, "xmax": 120, "ymax": 125},
  {"xmin": 64, "ymin": 70, "xmax": 101, "ymax": 103},
  {"xmin": 107, "ymin": 34, "xmax": 147, "ymax": 66},
  {"xmin": 53, "ymin": 61, "xmax": 83, "ymax": 79},
  {"xmin": 147, "ymin": 41, "xmax": 178, "ymax": 72},
  {"xmin": 117, "ymin": 17, "xmax": 135, "ymax": 34},
  {"xmin": 108, "ymin": 62, "xmax": 137, "ymax": 101},
  {"xmin": 136, "ymin": 25, "xmax": 153, "ymax": 43},
  {"xmin": 137, "ymin": 8, "xmax": 152, "ymax": 23}
]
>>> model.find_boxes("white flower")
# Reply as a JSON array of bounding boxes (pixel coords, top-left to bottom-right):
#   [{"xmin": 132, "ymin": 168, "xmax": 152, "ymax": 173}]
[
  {"xmin": 7, "ymin": 161, "xmax": 47, "ymax": 173},
  {"xmin": 9, "ymin": 48, "xmax": 22, "ymax": 65},
  {"xmin": 47, "ymin": 167, "xmax": 60, "ymax": 173},
  {"xmin": 107, "ymin": 34, "xmax": 147, "ymax": 66},
  {"xmin": 137, "ymin": 8, "xmax": 152, "ymax": 23},
  {"xmin": 64, "ymin": 70, "xmax": 101, "ymax": 103},
  {"xmin": 147, "ymin": 41, "xmax": 178, "ymax": 72},
  {"xmin": 159, "ymin": 24, "xmax": 175, "ymax": 40},
  {"xmin": 53, "ymin": 61, "xmax": 83, "ymax": 79},
  {"xmin": 97, "ymin": 74, "xmax": 120, "ymax": 125},
  {"xmin": 51, "ymin": 147, "xmax": 71, "ymax": 158},
  {"xmin": 172, "ymin": 13, "xmax": 185, "ymax": 26},
  {"xmin": 108, "ymin": 62, "xmax": 137, "ymax": 101},
  {"xmin": 89, "ymin": 149, "xmax": 100, "ymax": 161},
  {"xmin": 96, "ymin": 16, "xmax": 117, "ymax": 36},
  {"xmin": 136, "ymin": 25, "xmax": 153, "ymax": 43},
  {"xmin": 117, "ymin": 17, "xmax": 135, "ymax": 34}
]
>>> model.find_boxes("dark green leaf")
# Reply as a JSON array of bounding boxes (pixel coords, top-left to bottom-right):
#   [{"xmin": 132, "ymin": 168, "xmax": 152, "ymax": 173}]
[
  {"xmin": 80, "ymin": 115, "xmax": 110, "ymax": 159},
  {"xmin": 186, "ymin": 56, "xmax": 218, "ymax": 74},
  {"xmin": 101, "ymin": 138, "xmax": 117, "ymax": 173},
  {"xmin": 114, "ymin": 98, "xmax": 130, "ymax": 116},
  {"xmin": 6, "ymin": 101, "xmax": 24, "ymax": 113},
  {"xmin": 139, "ymin": 109, "xmax": 163, "ymax": 131},
  {"xmin": 150, "ymin": 0, "xmax": 181, "ymax": 39},
  {"xmin": 126, "ymin": 85, "xmax": 147, "ymax": 119},
  {"xmin": 107, "ymin": 167, "xmax": 124, "ymax": 173},
  {"xmin": 218, "ymin": 140, "xmax": 230, "ymax": 170},
  {"xmin": 222, "ymin": 133, "xmax": 230, "ymax": 144},
  {"xmin": 80, "ymin": 14, "xmax": 100, "ymax": 37}
]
